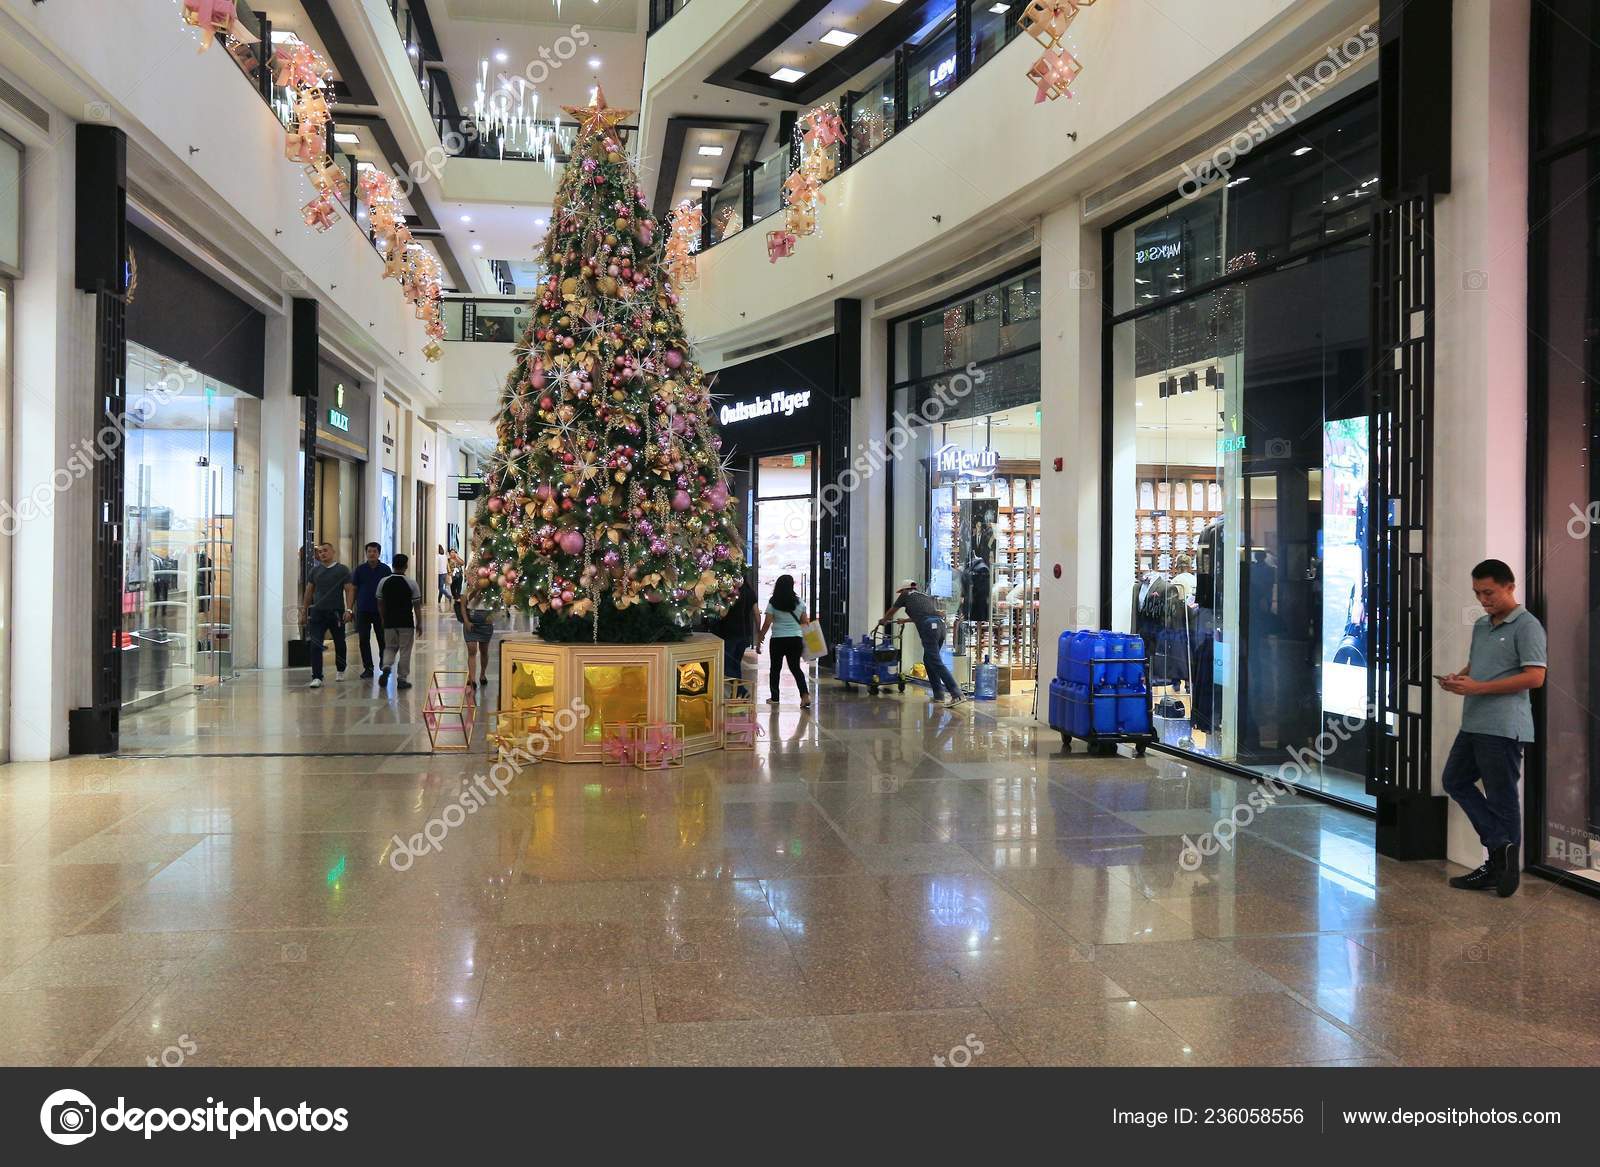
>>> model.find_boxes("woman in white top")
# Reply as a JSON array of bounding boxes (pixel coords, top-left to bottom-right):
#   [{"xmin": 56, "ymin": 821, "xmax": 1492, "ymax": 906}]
[{"xmin": 754, "ymin": 574, "xmax": 811, "ymax": 707}]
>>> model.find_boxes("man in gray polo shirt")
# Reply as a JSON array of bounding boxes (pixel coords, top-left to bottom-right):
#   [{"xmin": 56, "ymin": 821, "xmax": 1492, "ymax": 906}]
[{"xmin": 1437, "ymin": 559, "xmax": 1547, "ymax": 897}]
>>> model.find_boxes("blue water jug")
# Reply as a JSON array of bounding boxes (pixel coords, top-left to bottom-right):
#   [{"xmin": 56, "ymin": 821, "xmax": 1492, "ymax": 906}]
[
  {"xmin": 1091, "ymin": 631, "xmax": 1113, "ymax": 691},
  {"xmin": 1057, "ymin": 631, "xmax": 1074, "ymax": 683},
  {"xmin": 1092, "ymin": 691, "xmax": 1120, "ymax": 735},
  {"xmin": 1069, "ymin": 630, "xmax": 1095, "ymax": 687},
  {"xmin": 975, "ymin": 656, "xmax": 998, "ymax": 700},
  {"xmin": 1068, "ymin": 681, "xmax": 1091, "ymax": 738},
  {"xmin": 835, "ymin": 637, "xmax": 854, "ymax": 681},
  {"xmin": 1118, "ymin": 691, "xmax": 1152, "ymax": 735}
]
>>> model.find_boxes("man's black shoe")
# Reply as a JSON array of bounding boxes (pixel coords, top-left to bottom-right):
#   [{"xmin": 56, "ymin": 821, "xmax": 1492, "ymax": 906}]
[
  {"xmin": 360, "ymin": 669, "xmax": 375, "ymax": 679},
  {"xmin": 1448, "ymin": 862, "xmax": 1497, "ymax": 891},
  {"xmin": 1495, "ymin": 842, "xmax": 1520, "ymax": 897},
  {"xmin": 379, "ymin": 669, "xmax": 391, "ymax": 684}
]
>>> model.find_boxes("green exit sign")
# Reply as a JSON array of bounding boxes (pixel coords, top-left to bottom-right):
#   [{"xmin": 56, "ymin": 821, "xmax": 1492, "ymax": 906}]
[{"xmin": 792, "ymin": 453, "xmax": 807, "ymax": 467}]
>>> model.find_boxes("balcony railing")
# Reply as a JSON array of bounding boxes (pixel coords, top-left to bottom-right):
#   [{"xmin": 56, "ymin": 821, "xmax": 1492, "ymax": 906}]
[
  {"xmin": 696, "ymin": 0, "xmax": 1023, "ymax": 254},
  {"xmin": 442, "ymin": 297, "xmax": 535, "ymax": 342}
]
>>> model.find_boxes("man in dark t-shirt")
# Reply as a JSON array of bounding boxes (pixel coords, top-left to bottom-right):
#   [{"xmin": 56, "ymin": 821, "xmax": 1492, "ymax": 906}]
[
  {"xmin": 376, "ymin": 552, "xmax": 424, "ymax": 689},
  {"xmin": 349, "ymin": 542, "xmax": 391, "ymax": 678},
  {"xmin": 880, "ymin": 580, "xmax": 964, "ymax": 707},
  {"xmin": 301, "ymin": 543, "xmax": 354, "ymax": 687}
]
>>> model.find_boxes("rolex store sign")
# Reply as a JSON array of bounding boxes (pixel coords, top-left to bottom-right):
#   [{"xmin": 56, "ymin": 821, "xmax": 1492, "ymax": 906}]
[{"xmin": 718, "ymin": 389, "xmax": 812, "ymax": 426}]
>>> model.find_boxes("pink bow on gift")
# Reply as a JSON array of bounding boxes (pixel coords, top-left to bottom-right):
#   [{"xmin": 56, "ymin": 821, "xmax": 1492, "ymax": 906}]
[
  {"xmin": 183, "ymin": 0, "xmax": 258, "ymax": 52},
  {"xmin": 766, "ymin": 230, "xmax": 797, "ymax": 263},
  {"xmin": 801, "ymin": 110, "xmax": 845, "ymax": 150},
  {"xmin": 302, "ymin": 195, "xmax": 338, "ymax": 232},
  {"xmin": 602, "ymin": 732, "xmax": 632, "ymax": 764},
  {"xmin": 357, "ymin": 168, "xmax": 392, "ymax": 204},
  {"xmin": 643, "ymin": 726, "xmax": 682, "ymax": 763},
  {"xmin": 1028, "ymin": 47, "xmax": 1083, "ymax": 103},
  {"xmin": 272, "ymin": 42, "xmax": 326, "ymax": 91},
  {"xmin": 284, "ymin": 129, "xmax": 321, "ymax": 163}
]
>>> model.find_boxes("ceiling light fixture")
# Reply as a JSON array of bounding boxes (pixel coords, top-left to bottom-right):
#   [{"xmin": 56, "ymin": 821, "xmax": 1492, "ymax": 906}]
[
  {"xmin": 333, "ymin": 132, "xmax": 359, "ymax": 144},
  {"xmin": 769, "ymin": 66, "xmax": 806, "ymax": 83},
  {"xmin": 689, "ymin": 178, "xmax": 713, "ymax": 188},
  {"xmin": 1292, "ymin": 146, "xmax": 1312, "ymax": 156},
  {"xmin": 988, "ymin": 2, "xmax": 1009, "ymax": 11},
  {"xmin": 588, "ymin": 57, "xmax": 602, "ymax": 68},
  {"xmin": 820, "ymin": 29, "xmax": 857, "ymax": 47},
  {"xmin": 472, "ymin": 243, "xmax": 483, "ymax": 251},
  {"xmin": 460, "ymin": 214, "xmax": 472, "ymax": 223},
  {"xmin": 697, "ymin": 144, "xmax": 725, "ymax": 156},
  {"xmin": 494, "ymin": 50, "xmax": 508, "ymax": 63}
]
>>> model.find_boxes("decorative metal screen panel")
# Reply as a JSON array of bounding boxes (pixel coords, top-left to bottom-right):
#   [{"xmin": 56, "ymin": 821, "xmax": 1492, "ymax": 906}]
[
  {"xmin": 90, "ymin": 289, "xmax": 127, "ymax": 726},
  {"xmin": 1368, "ymin": 193, "xmax": 1434, "ymax": 796}
]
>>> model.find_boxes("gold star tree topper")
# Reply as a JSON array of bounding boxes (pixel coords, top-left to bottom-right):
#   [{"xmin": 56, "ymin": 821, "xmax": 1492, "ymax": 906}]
[{"xmin": 562, "ymin": 87, "xmax": 633, "ymax": 138}]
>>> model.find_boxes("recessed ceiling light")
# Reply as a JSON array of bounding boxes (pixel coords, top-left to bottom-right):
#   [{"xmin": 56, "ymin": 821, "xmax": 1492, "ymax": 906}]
[
  {"xmin": 769, "ymin": 66, "xmax": 806, "ymax": 83},
  {"xmin": 460, "ymin": 214, "xmax": 472, "ymax": 223},
  {"xmin": 472, "ymin": 243, "xmax": 482, "ymax": 251},
  {"xmin": 588, "ymin": 57, "xmax": 602, "ymax": 68},
  {"xmin": 697, "ymin": 144, "xmax": 725, "ymax": 156},
  {"xmin": 820, "ymin": 29, "xmax": 856, "ymax": 47},
  {"xmin": 1292, "ymin": 146, "xmax": 1312, "ymax": 156},
  {"xmin": 536, "ymin": 218, "xmax": 547, "ymax": 227},
  {"xmin": 689, "ymin": 178, "xmax": 713, "ymax": 188},
  {"xmin": 333, "ymin": 132, "xmax": 359, "ymax": 144},
  {"xmin": 494, "ymin": 50, "xmax": 508, "ymax": 62},
  {"xmin": 988, "ymin": 3, "xmax": 1009, "ymax": 12}
]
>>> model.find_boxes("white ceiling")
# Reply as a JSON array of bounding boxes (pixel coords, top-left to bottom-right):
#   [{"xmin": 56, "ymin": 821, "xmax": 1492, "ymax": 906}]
[{"xmin": 438, "ymin": 199, "xmax": 554, "ymax": 290}]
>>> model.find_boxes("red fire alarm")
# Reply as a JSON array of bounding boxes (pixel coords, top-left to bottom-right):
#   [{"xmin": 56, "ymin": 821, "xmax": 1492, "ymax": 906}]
[
  {"xmin": 1053, "ymin": 564, "xmax": 1062, "ymax": 579},
  {"xmin": 1053, "ymin": 457, "xmax": 1063, "ymax": 471}
]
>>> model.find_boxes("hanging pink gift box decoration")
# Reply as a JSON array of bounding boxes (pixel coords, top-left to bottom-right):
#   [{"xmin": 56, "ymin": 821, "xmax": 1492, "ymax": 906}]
[
  {"xmin": 766, "ymin": 229, "xmax": 797, "ymax": 263},
  {"xmin": 272, "ymin": 41, "xmax": 325, "ymax": 90},
  {"xmin": 1027, "ymin": 47, "xmax": 1083, "ymax": 103},
  {"xmin": 302, "ymin": 194, "xmax": 338, "ymax": 232},
  {"xmin": 305, "ymin": 158, "xmax": 349, "ymax": 199},
  {"xmin": 183, "ymin": 0, "xmax": 259, "ymax": 52},
  {"xmin": 800, "ymin": 107, "xmax": 845, "ymax": 150},
  {"xmin": 1018, "ymin": 0, "xmax": 1086, "ymax": 50}
]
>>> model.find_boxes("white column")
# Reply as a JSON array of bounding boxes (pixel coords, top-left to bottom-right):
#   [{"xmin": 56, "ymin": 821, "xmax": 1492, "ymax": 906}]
[
  {"xmin": 9, "ymin": 118, "xmax": 91, "ymax": 760},
  {"xmin": 1036, "ymin": 201, "xmax": 1104, "ymax": 719},
  {"xmin": 257, "ymin": 312, "xmax": 300, "ymax": 669},
  {"xmin": 363, "ymin": 378, "xmax": 383, "ymax": 551},
  {"xmin": 1431, "ymin": 0, "xmax": 1531, "ymax": 865},
  {"xmin": 851, "ymin": 307, "xmax": 889, "ymax": 623}
]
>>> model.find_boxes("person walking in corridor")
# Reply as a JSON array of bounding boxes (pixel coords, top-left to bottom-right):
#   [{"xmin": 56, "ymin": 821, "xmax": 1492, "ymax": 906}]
[
  {"xmin": 350, "ymin": 542, "xmax": 391, "ymax": 679},
  {"xmin": 435, "ymin": 544, "xmax": 452, "ymax": 607},
  {"xmin": 377, "ymin": 552, "xmax": 424, "ymax": 691},
  {"xmin": 755, "ymin": 574, "xmax": 810, "ymax": 708},
  {"xmin": 301, "ymin": 542, "xmax": 353, "ymax": 688},
  {"xmin": 880, "ymin": 580, "xmax": 964, "ymax": 707},
  {"xmin": 1437, "ymin": 559, "xmax": 1546, "ymax": 897},
  {"xmin": 716, "ymin": 567, "xmax": 758, "ymax": 696}
]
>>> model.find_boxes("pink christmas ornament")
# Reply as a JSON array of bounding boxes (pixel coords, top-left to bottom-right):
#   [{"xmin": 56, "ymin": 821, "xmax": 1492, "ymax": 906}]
[
  {"xmin": 672, "ymin": 490, "xmax": 692, "ymax": 511},
  {"xmin": 557, "ymin": 529, "xmax": 585, "ymax": 556}
]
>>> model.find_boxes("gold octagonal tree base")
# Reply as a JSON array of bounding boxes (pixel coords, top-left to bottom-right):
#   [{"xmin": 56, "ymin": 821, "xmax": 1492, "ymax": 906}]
[{"xmin": 496, "ymin": 633, "xmax": 725, "ymax": 763}]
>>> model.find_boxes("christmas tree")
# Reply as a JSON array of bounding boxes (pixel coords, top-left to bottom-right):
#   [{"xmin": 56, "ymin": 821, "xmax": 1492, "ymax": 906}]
[{"xmin": 466, "ymin": 91, "xmax": 745, "ymax": 644}]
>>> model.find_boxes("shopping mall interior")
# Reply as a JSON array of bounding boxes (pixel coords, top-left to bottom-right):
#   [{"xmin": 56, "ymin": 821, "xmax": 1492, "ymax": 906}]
[{"xmin": 3, "ymin": 0, "xmax": 1600, "ymax": 1102}]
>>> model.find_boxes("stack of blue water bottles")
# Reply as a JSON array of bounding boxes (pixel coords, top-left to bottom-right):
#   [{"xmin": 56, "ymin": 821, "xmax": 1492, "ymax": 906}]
[{"xmin": 1047, "ymin": 629, "xmax": 1154, "ymax": 755}]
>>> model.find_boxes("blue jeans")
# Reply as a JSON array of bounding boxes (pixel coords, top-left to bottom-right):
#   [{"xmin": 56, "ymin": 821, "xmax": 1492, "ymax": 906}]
[
  {"xmin": 305, "ymin": 609, "xmax": 346, "ymax": 680},
  {"xmin": 917, "ymin": 616, "xmax": 961, "ymax": 701},
  {"xmin": 1441, "ymin": 730, "xmax": 1524, "ymax": 851}
]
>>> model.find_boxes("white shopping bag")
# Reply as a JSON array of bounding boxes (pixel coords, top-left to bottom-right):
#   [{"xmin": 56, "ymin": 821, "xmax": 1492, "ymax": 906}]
[{"xmin": 800, "ymin": 620, "xmax": 828, "ymax": 661}]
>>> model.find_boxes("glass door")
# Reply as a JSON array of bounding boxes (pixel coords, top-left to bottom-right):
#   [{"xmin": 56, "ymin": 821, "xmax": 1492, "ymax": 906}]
[
  {"xmin": 0, "ymin": 279, "xmax": 10, "ymax": 758},
  {"xmin": 122, "ymin": 343, "xmax": 242, "ymax": 708},
  {"xmin": 753, "ymin": 451, "xmax": 818, "ymax": 616}
]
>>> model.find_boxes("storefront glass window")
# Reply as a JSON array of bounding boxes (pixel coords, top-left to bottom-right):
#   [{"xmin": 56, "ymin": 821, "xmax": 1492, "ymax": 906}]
[
  {"xmin": 906, "ymin": 7, "xmax": 959, "ymax": 125},
  {"xmin": 1530, "ymin": 0, "xmax": 1600, "ymax": 885},
  {"xmin": 122, "ymin": 342, "xmax": 258, "ymax": 711},
  {"xmin": 851, "ymin": 64, "xmax": 897, "ymax": 163},
  {"xmin": 972, "ymin": 2, "xmax": 1016, "ymax": 72},
  {"xmin": 1106, "ymin": 89, "xmax": 1378, "ymax": 805},
  {"xmin": 892, "ymin": 267, "xmax": 1042, "ymax": 696}
]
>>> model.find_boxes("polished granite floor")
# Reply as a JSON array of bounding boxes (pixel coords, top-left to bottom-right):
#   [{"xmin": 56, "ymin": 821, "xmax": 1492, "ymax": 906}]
[{"xmin": 4, "ymin": 615, "xmax": 1599, "ymax": 1067}]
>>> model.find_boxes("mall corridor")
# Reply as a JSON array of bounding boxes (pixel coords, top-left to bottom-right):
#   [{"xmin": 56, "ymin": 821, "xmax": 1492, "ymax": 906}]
[{"xmin": 1, "ymin": 633, "xmax": 1596, "ymax": 1069}]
